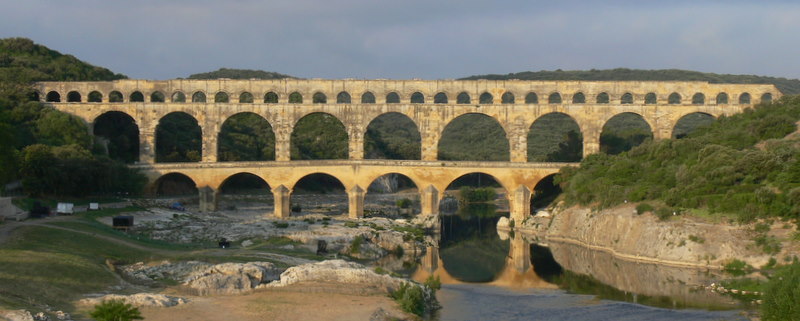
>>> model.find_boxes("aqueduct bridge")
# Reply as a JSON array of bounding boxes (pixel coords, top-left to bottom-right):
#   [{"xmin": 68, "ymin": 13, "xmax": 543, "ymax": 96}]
[{"xmin": 37, "ymin": 79, "xmax": 780, "ymax": 221}]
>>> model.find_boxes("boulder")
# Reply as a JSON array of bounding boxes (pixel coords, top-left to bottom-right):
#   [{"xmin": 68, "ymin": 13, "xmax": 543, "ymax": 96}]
[
  {"xmin": 0, "ymin": 310, "xmax": 34, "ymax": 321},
  {"xmin": 79, "ymin": 293, "xmax": 187, "ymax": 308},
  {"xmin": 496, "ymin": 217, "xmax": 510, "ymax": 229},
  {"xmin": 184, "ymin": 262, "xmax": 281, "ymax": 295},
  {"xmin": 269, "ymin": 260, "xmax": 405, "ymax": 293}
]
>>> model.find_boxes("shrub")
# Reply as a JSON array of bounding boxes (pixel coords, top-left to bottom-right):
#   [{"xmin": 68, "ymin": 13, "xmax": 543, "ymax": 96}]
[
  {"xmin": 635, "ymin": 203, "xmax": 654, "ymax": 215},
  {"xmin": 396, "ymin": 198, "xmax": 412, "ymax": 209},
  {"xmin": 424, "ymin": 275, "xmax": 441, "ymax": 291},
  {"xmin": 349, "ymin": 235, "xmax": 364, "ymax": 254},
  {"xmin": 761, "ymin": 262, "xmax": 800, "ymax": 321},
  {"xmin": 724, "ymin": 259, "xmax": 754, "ymax": 276},
  {"xmin": 344, "ymin": 221, "xmax": 359, "ymax": 228},
  {"xmin": 272, "ymin": 221, "xmax": 289, "ymax": 229},
  {"xmin": 90, "ymin": 300, "xmax": 143, "ymax": 321},
  {"xmin": 391, "ymin": 282, "xmax": 425, "ymax": 316},
  {"xmin": 688, "ymin": 235, "xmax": 705, "ymax": 244},
  {"xmin": 655, "ymin": 207, "xmax": 676, "ymax": 221}
]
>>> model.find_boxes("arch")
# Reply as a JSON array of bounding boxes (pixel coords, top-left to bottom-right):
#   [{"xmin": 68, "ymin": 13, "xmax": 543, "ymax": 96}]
[
  {"xmin": 155, "ymin": 112, "xmax": 202, "ymax": 163},
  {"xmin": 386, "ymin": 92, "xmax": 400, "ymax": 104},
  {"xmin": 337, "ymin": 91, "xmax": 351, "ymax": 104},
  {"xmin": 46, "ymin": 91, "xmax": 61, "ymax": 102},
  {"xmin": 171, "ymin": 91, "xmax": 186, "ymax": 103},
  {"xmin": 291, "ymin": 173, "xmax": 347, "ymax": 215},
  {"xmin": 692, "ymin": 93, "xmax": 705, "ymax": 105},
  {"xmin": 644, "ymin": 93, "xmax": 657, "ymax": 105},
  {"xmin": 151, "ymin": 91, "xmax": 165, "ymax": 103},
  {"xmin": 312, "ymin": 92, "xmax": 327, "ymax": 104},
  {"xmin": 364, "ymin": 112, "xmax": 421, "ymax": 160},
  {"xmin": 192, "ymin": 91, "xmax": 206, "ymax": 103},
  {"xmin": 109, "ymin": 91, "xmax": 124, "ymax": 103},
  {"xmin": 501, "ymin": 92, "xmax": 514, "ymax": 104},
  {"xmin": 434, "ymin": 92, "xmax": 448, "ymax": 104},
  {"xmin": 479, "ymin": 92, "xmax": 493, "ymax": 104},
  {"xmin": 218, "ymin": 112, "xmax": 276, "ymax": 161},
  {"xmin": 410, "ymin": 92, "xmax": 424, "ymax": 104},
  {"xmin": 218, "ymin": 172, "xmax": 271, "ymax": 195},
  {"xmin": 716, "ymin": 92, "xmax": 729, "ymax": 104},
  {"xmin": 739, "ymin": 92, "xmax": 751, "ymax": 104},
  {"xmin": 621, "ymin": 93, "xmax": 633, "ymax": 104},
  {"xmin": 525, "ymin": 92, "xmax": 538, "ymax": 104},
  {"xmin": 67, "ymin": 91, "xmax": 81, "ymax": 103},
  {"xmin": 215, "ymin": 92, "xmax": 229, "ymax": 103},
  {"xmin": 548, "ymin": 93, "xmax": 561, "ymax": 104},
  {"xmin": 761, "ymin": 93, "xmax": 773, "ymax": 104},
  {"xmin": 264, "ymin": 92, "xmax": 279, "ymax": 103},
  {"xmin": 93, "ymin": 111, "xmax": 139, "ymax": 163},
  {"xmin": 130, "ymin": 91, "xmax": 144, "ymax": 102},
  {"xmin": 596, "ymin": 92, "xmax": 609, "ymax": 104},
  {"xmin": 153, "ymin": 172, "xmax": 198, "ymax": 197},
  {"xmin": 30, "ymin": 91, "xmax": 40, "ymax": 102},
  {"xmin": 365, "ymin": 173, "xmax": 421, "ymax": 217},
  {"xmin": 527, "ymin": 112, "xmax": 583, "ymax": 162},
  {"xmin": 572, "ymin": 92, "xmax": 585, "ymax": 104},
  {"xmin": 457, "ymin": 92, "xmax": 471, "ymax": 104},
  {"xmin": 291, "ymin": 112, "xmax": 348, "ymax": 160},
  {"xmin": 672, "ymin": 112, "xmax": 715, "ymax": 139},
  {"xmin": 600, "ymin": 112, "xmax": 653, "ymax": 155},
  {"xmin": 438, "ymin": 113, "xmax": 510, "ymax": 162},
  {"xmin": 239, "ymin": 92, "xmax": 254, "ymax": 103},
  {"xmin": 531, "ymin": 174, "xmax": 561, "ymax": 210},
  {"xmin": 88, "ymin": 91, "xmax": 102, "ymax": 103},
  {"xmin": 668, "ymin": 92, "xmax": 681, "ymax": 105},
  {"xmin": 361, "ymin": 92, "xmax": 375, "ymax": 104},
  {"xmin": 289, "ymin": 92, "xmax": 303, "ymax": 103}
]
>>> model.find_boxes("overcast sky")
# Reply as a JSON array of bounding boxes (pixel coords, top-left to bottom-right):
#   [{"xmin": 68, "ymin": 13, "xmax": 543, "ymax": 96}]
[{"xmin": 2, "ymin": 0, "xmax": 799, "ymax": 80}]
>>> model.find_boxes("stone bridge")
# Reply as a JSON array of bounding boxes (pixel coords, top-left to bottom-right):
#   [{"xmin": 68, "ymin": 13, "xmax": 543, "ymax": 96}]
[{"xmin": 36, "ymin": 79, "xmax": 780, "ymax": 221}]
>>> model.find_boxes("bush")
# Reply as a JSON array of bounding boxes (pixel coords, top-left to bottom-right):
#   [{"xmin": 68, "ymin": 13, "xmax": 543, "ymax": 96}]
[
  {"xmin": 344, "ymin": 221, "xmax": 359, "ymax": 228},
  {"xmin": 396, "ymin": 198, "xmax": 412, "ymax": 209},
  {"xmin": 349, "ymin": 235, "xmax": 364, "ymax": 254},
  {"xmin": 391, "ymin": 282, "xmax": 425, "ymax": 316},
  {"xmin": 424, "ymin": 275, "xmax": 441, "ymax": 291},
  {"xmin": 761, "ymin": 263, "xmax": 800, "ymax": 321},
  {"xmin": 90, "ymin": 300, "xmax": 143, "ymax": 321},
  {"xmin": 724, "ymin": 259, "xmax": 754, "ymax": 276},
  {"xmin": 635, "ymin": 203, "xmax": 654, "ymax": 215},
  {"xmin": 272, "ymin": 222, "xmax": 289, "ymax": 229}
]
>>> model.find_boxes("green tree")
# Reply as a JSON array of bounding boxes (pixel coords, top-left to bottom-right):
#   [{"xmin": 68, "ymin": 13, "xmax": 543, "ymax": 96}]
[
  {"xmin": 761, "ymin": 263, "xmax": 800, "ymax": 321},
  {"xmin": 290, "ymin": 113, "xmax": 347, "ymax": 160},
  {"xmin": 90, "ymin": 300, "xmax": 143, "ymax": 321},
  {"xmin": 35, "ymin": 109, "xmax": 91, "ymax": 147}
]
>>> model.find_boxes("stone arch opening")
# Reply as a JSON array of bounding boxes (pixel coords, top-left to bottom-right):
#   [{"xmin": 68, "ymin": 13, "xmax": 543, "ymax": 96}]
[
  {"xmin": 438, "ymin": 113, "xmax": 509, "ymax": 161},
  {"xmin": 30, "ymin": 91, "xmax": 40, "ymax": 102},
  {"xmin": 692, "ymin": 93, "xmax": 705, "ymax": 105},
  {"xmin": 109, "ymin": 91, "xmax": 123, "ymax": 103},
  {"xmin": 596, "ymin": 92, "xmax": 609, "ymax": 104},
  {"xmin": 155, "ymin": 112, "xmax": 202, "ymax": 163},
  {"xmin": 67, "ymin": 91, "xmax": 81, "ymax": 102},
  {"xmin": 337, "ymin": 91, "xmax": 351, "ymax": 104},
  {"xmin": 365, "ymin": 173, "xmax": 420, "ymax": 218},
  {"xmin": 218, "ymin": 173, "xmax": 272, "ymax": 209},
  {"xmin": 761, "ymin": 93, "xmax": 773, "ymax": 104},
  {"xmin": 548, "ymin": 93, "xmax": 561, "ymax": 104},
  {"xmin": 600, "ymin": 112, "xmax": 653, "ymax": 155},
  {"xmin": 172, "ymin": 91, "xmax": 186, "ymax": 103},
  {"xmin": 153, "ymin": 173, "xmax": 198, "ymax": 197},
  {"xmin": 501, "ymin": 92, "xmax": 514, "ymax": 104},
  {"xmin": 291, "ymin": 173, "xmax": 346, "ymax": 216},
  {"xmin": 239, "ymin": 92, "xmax": 254, "ymax": 103},
  {"xmin": 434, "ymin": 92, "xmax": 448, "ymax": 104},
  {"xmin": 457, "ymin": 92, "xmax": 470, "ymax": 104},
  {"xmin": 716, "ymin": 93, "xmax": 729, "ymax": 104},
  {"xmin": 151, "ymin": 91, "xmax": 165, "ymax": 103},
  {"xmin": 192, "ymin": 91, "xmax": 206, "ymax": 103},
  {"xmin": 525, "ymin": 92, "xmax": 538, "ymax": 104},
  {"xmin": 621, "ymin": 93, "xmax": 633, "ymax": 104},
  {"xmin": 93, "ymin": 111, "xmax": 139, "ymax": 163},
  {"xmin": 130, "ymin": 91, "xmax": 144, "ymax": 102},
  {"xmin": 479, "ymin": 92, "xmax": 493, "ymax": 104},
  {"xmin": 291, "ymin": 112, "xmax": 348, "ymax": 160},
  {"xmin": 386, "ymin": 92, "xmax": 400, "ymax": 104},
  {"xmin": 739, "ymin": 93, "xmax": 751, "ymax": 104},
  {"xmin": 531, "ymin": 174, "xmax": 561, "ymax": 211},
  {"xmin": 265, "ymin": 92, "xmax": 279, "ymax": 103},
  {"xmin": 312, "ymin": 92, "xmax": 327, "ymax": 104},
  {"xmin": 365, "ymin": 112, "xmax": 421, "ymax": 160},
  {"xmin": 361, "ymin": 92, "xmax": 375, "ymax": 104},
  {"xmin": 672, "ymin": 112, "xmax": 715, "ymax": 139},
  {"xmin": 527, "ymin": 112, "xmax": 583, "ymax": 162},
  {"xmin": 215, "ymin": 92, "xmax": 229, "ymax": 103},
  {"xmin": 218, "ymin": 112, "xmax": 275, "ymax": 161},
  {"xmin": 668, "ymin": 92, "xmax": 681, "ymax": 105},
  {"xmin": 46, "ymin": 91, "xmax": 61, "ymax": 102},
  {"xmin": 289, "ymin": 92, "xmax": 303, "ymax": 103},
  {"xmin": 410, "ymin": 92, "xmax": 424, "ymax": 104},
  {"xmin": 645, "ymin": 93, "xmax": 657, "ymax": 104},
  {"xmin": 88, "ymin": 91, "xmax": 102, "ymax": 103},
  {"xmin": 572, "ymin": 92, "xmax": 585, "ymax": 104}
]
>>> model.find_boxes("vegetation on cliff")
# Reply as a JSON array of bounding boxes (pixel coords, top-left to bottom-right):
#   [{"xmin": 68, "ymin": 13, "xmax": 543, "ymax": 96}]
[{"xmin": 187, "ymin": 67, "xmax": 294, "ymax": 80}]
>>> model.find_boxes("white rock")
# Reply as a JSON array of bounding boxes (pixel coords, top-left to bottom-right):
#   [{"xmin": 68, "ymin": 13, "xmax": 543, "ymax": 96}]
[
  {"xmin": 184, "ymin": 262, "xmax": 281, "ymax": 295},
  {"xmin": 241, "ymin": 239, "xmax": 254, "ymax": 247},
  {"xmin": 535, "ymin": 210, "xmax": 551, "ymax": 218},
  {"xmin": 269, "ymin": 260, "xmax": 406, "ymax": 292},
  {"xmin": 0, "ymin": 310, "xmax": 34, "ymax": 321},
  {"xmin": 80, "ymin": 293, "xmax": 187, "ymax": 308},
  {"xmin": 497, "ymin": 217, "xmax": 510, "ymax": 229}
]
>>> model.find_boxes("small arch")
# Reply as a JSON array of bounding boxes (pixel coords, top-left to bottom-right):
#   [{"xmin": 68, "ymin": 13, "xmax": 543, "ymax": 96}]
[
  {"xmin": 67, "ymin": 91, "xmax": 81, "ymax": 102},
  {"xmin": 596, "ymin": 92, "xmax": 609, "ymax": 104},
  {"xmin": 239, "ymin": 92, "xmax": 254, "ymax": 103},
  {"xmin": 361, "ymin": 92, "xmax": 375, "ymax": 104},
  {"xmin": 644, "ymin": 93, "xmax": 657, "ymax": 105},
  {"xmin": 291, "ymin": 112, "xmax": 347, "ymax": 160},
  {"xmin": 46, "ymin": 91, "xmax": 61, "ymax": 102},
  {"xmin": 386, "ymin": 92, "xmax": 400, "ymax": 104},
  {"xmin": 716, "ymin": 93, "xmax": 729, "ymax": 104},
  {"xmin": 410, "ymin": 92, "xmax": 424, "ymax": 104},
  {"xmin": 264, "ymin": 92, "xmax": 279, "ymax": 103},
  {"xmin": 479, "ymin": 92, "xmax": 493, "ymax": 104},
  {"xmin": 171, "ymin": 91, "xmax": 186, "ymax": 103},
  {"xmin": 153, "ymin": 173, "xmax": 198, "ymax": 197},
  {"xmin": 434, "ymin": 92, "xmax": 448, "ymax": 104},
  {"xmin": 621, "ymin": 93, "xmax": 633, "ymax": 104},
  {"xmin": 215, "ymin": 92, "xmax": 229, "ymax": 103},
  {"xmin": 151, "ymin": 91, "xmax": 165, "ymax": 103},
  {"xmin": 672, "ymin": 112, "xmax": 715, "ymax": 139},
  {"xmin": 761, "ymin": 93, "xmax": 773, "ymax": 104},
  {"xmin": 528, "ymin": 112, "xmax": 583, "ymax": 162},
  {"xmin": 313, "ymin": 92, "xmax": 327, "ymax": 104},
  {"xmin": 739, "ymin": 93, "xmax": 751, "ymax": 104},
  {"xmin": 218, "ymin": 112, "xmax": 275, "ymax": 161},
  {"xmin": 457, "ymin": 92, "xmax": 471, "ymax": 104},
  {"xmin": 572, "ymin": 92, "xmax": 585, "ymax": 104},
  {"xmin": 600, "ymin": 112, "xmax": 653, "ymax": 155},
  {"xmin": 365, "ymin": 112, "xmax": 421, "ymax": 160},
  {"xmin": 88, "ymin": 91, "xmax": 102, "ymax": 103},
  {"xmin": 439, "ymin": 113, "xmax": 509, "ymax": 161},
  {"xmin": 192, "ymin": 91, "xmax": 206, "ymax": 103},
  {"xmin": 548, "ymin": 93, "xmax": 562, "ymax": 104},
  {"xmin": 692, "ymin": 93, "xmax": 705, "ymax": 105},
  {"xmin": 219, "ymin": 172, "xmax": 271, "ymax": 196},
  {"xmin": 155, "ymin": 112, "xmax": 202, "ymax": 163},
  {"xmin": 337, "ymin": 91, "xmax": 351, "ymax": 104},
  {"xmin": 501, "ymin": 92, "xmax": 514, "ymax": 104},
  {"xmin": 130, "ymin": 91, "xmax": 144, "ymax": 102},
  {"xmin": 289, "ymin": 92, "xmax": 303, "ymax": 103},
  {"xmin": 668, "ymin": 92, "xmax": 681, "ymax": 105},
  {"xmin": 525, "ymin": 92, "xmax": 538, "ymax": 104},
  {"xmin": 109, "ymin": 91, "xmax": 123, "ymax": 103}
]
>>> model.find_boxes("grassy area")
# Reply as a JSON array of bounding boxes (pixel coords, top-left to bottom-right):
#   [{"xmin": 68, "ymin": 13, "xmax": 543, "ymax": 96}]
[{"xmin": 12, "ymin": 197, "xmax": 127, "ymax": 211}]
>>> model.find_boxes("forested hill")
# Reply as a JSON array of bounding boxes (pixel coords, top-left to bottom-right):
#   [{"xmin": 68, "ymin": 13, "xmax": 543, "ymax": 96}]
[
  {"xmin": 0, "ymin": 37, "xmax": 126, "ymax": 82},
  {"xmin": 461, "ymin": 68, "xmax": 800, "ymax": 95},
  {"xmin": 188, "ymin": 68, "xmax": 295, "ymax": 80}
]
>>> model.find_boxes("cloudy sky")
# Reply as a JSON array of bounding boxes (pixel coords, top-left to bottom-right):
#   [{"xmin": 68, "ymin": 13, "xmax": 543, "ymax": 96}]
[{"xmin": 1, "ymin": 0, "xmax": 799, "ymax": 80}]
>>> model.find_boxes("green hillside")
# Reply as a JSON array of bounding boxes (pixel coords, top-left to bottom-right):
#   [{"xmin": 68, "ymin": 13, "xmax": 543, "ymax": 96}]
[
  {"xmin": 462, "ymin": 68, "xmax": 800, "ymax": 95},
  {"xmin": 0, "ymin": 38, "xmax": 126, "ymax": 83},
  {"xmin": 188, "ymin": 68, "xmax": 294, "ymax": 80}
]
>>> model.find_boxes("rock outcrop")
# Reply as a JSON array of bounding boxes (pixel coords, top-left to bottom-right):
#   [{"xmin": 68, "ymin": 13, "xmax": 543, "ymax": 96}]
[
  {"xmin": 79, "ymin": 293, "xmax": 187, "ymax": 308},
  {"xmin": 268, "ymin": 260, "xmax": 406, "ymax": 295},
  {"xmin": 0, "ymin": 310, "xmax": 34, "ymax": 321},
  {"xmin": 184, "ymin": 262, "xmax": 281, "ymax": 295}
]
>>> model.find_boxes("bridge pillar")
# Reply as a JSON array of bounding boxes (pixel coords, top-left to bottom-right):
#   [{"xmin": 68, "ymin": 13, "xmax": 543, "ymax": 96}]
[
  {"xmin": 272, "ymin": 185, "xmax": 291, "ymax": 218},
  {"xmin": 509, "ymin": 235, "xmax": 531, "ymax": 273},
  {"xmin": 139, "ymin": 129, "xmax": 156, "ymax": 163},
  {"xmin": 421, "ymin": 136, "xmax": 439, "ymax": 161},
  {"xmin": 348, "ymin": 185, "xmax": 365, "ymax": 219},
  {"xmin": 420, "ymin": 185, "xmax": 440, "ymax": 216},
  {"xmin": 198, "ymin": 186, "xmax": 218, "ymax": 212},
  {"xmin": 583, "ymin": 132, "xmax": 600, "ymax": 156},
  {"xmin": 202, "ymin": 125, "xmax": 218, "ymax": 163},
  {"xmin": 510, "ymin": 185, "xmax": 531, "ymax": 223},
  {"xmin": 275, "ymin": 131, "xmax": 291, "ymax": 162},
  {"xmin": 508, "ymin": 124, "xmax": 528, "ymax": 163},
  {"xmin": 348, "ymin": 129, "xmax": 364, "ymax": 160},
  {"xmin": 421, "ymin": 246, "xmax": 439, "ymax": 273}
]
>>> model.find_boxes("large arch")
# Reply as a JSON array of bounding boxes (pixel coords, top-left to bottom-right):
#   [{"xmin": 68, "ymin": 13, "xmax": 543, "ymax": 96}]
[
  {"xmin": 290, "ymin": 173, "xmax": 347, "ymax": 216},
  {"xmin": 672, "ymin": 112, "xmax": 715, "ymax": 139},
  {"xmin": 93, "ymin": 111, "xmax": 140, "ymax": 163},
  {"xmin": 527, "ymin": 112, "xmax": 583, "ymax": 162},
  {"xmin": 291, "ymin": 112, "xmax": 348, "ymax": 160},
  {"xmin": 364, "ymin": 112, "xmax": 421, "ymax": 160},
  {"xmin": 153, "ymin": 172, "xmax": 198, "ymax": 197},
  {"xmin": 155, "ymin": 112, "xmax": 202, "ymax": 163},
  {"xmin": 438, "ymin": 113, "xmax": 510, "ymax": 162},
  {"xmin": 218, "ymin": 112, "xmax": 276, "ymax": 161},
  {"xmin": 365, "ymin": 173, "xmax": 421, "ymax": 217},
  {"xmin": 600, "ymin": 112, "xmax": 653, "ymax": 155}
]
